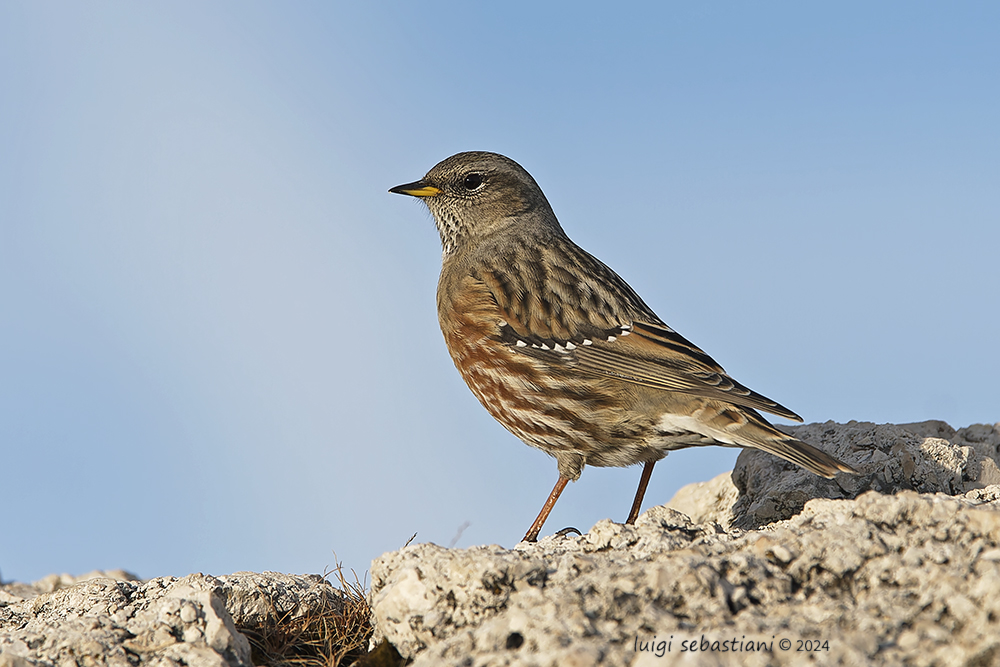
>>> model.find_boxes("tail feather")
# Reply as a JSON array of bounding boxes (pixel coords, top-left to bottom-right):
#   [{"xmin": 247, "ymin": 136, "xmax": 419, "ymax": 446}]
[{"xmin": 749, "ymin": 435, "xmax": 857, "ymax": 478}]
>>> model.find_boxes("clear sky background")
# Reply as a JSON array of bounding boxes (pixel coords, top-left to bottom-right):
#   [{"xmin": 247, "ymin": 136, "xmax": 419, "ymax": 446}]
[{"xmin": 2, "ymin": 2, "xmax": 997, "ymax": 584}]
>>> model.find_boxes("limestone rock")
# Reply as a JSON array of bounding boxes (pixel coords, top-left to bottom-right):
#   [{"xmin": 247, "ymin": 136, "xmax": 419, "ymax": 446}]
[
  {"xmin": 732, "ymin": 420, "xmax": 1000, "ymax": 529},
  {"xmin": 213, "ymin": 571, "xmax": 344, "ymax": 628},
  {"xmin": 5, "ymin": 421, "xmax": 1000, "ymax": 666},
  {"xmin": 665, "ymin": 471, "xmax": 739, "ymax": 528},
  {"xmin": 371, "ymin": 489, "xmax": 1000, "ymax": 666},
  {"xmin": 0, "ymin": 570, "xmax": 140, "ymax": 605},
  {"xmin": 0, "ymin": 572, "xmax": 345, "ymax": 667},
  {"xmin": 370, "ymin": 421, "xmax": 1000, "ymax": 666}
]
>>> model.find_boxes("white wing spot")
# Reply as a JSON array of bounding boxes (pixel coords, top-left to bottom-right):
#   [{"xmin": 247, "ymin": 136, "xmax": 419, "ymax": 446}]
[
  {"xmin": 516, "ymin": 340, "xmax": 527, "ymax": 347},
  {"xmin": 582, "ymin": 339, "xmax": 593, "ymax": 346},
  {"xmin": 565, "ymin": 342, "xmax": 577, "ymax": 350},
  {"xmin": 540, "ymin": 343, "xmax": 550, "ymax": 350},
  {"xmin": 607, "ymin": 335, "xmax": 617, "ymax": 342},
  {"xmin": 553, "ymin": 343, "xmax": 564, "ymax": 352}
]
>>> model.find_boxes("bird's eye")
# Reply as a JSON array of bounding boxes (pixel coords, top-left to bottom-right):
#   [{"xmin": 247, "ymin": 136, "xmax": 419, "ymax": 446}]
[{"xmin": 463, "ymin": 173, "xmax": 484, "ymax": 191}]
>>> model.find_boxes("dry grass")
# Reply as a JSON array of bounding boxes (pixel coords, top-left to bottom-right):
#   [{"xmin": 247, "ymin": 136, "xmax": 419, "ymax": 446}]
[{"xmin": 240, "ymin": 564, "xmax": 377, "ymax": 667}]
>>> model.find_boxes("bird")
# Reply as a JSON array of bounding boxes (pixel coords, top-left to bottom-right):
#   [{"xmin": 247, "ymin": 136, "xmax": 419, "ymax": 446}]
[{"xmin": 389, "ymin": 151, "xmax": 856, "ymax": 542}]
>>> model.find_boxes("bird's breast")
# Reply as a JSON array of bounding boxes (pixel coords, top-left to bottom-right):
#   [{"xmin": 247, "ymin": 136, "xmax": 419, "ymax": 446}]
[
  {"xmin": 436, "ymin": 274, "xmax": 544, "ymax": 410},
  {"xmin": 435, "ymin": 274, "xmax": 659, "ymax": 466}
]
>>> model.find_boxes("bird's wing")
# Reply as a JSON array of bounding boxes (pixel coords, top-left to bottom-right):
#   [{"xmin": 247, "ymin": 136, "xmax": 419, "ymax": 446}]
[
  {"xmin": 578, "ymin": 321, "xmax": 802, "ymax": 421},
  {"xmin": 496, "ymin": 315, "xmax": 802, "ymax": 422},
  {"xmin": 478, "ymin": 247, "xmax": 803, "ymax": 422}
]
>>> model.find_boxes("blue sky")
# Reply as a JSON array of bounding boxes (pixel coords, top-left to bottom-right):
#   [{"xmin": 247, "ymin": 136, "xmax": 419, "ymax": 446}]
[{"xmin": 2, "ymin": 2, "xmax": 997, "ymax": 583}]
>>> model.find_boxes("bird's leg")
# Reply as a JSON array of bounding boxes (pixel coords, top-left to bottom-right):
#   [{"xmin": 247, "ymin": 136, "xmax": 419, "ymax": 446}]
[
  {"xmin": 522, "ymin": 476, "xmax": 570, "ymax": 542},
  {"xmin": 626, "ymin": 460, "xmax": 656, "ymax": 525}
]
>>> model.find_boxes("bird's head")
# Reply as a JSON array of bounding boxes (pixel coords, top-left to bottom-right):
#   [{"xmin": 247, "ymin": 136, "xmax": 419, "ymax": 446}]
[{"xmin": 390, "ymin": 151, "xmax": 559, "ymax": 255}]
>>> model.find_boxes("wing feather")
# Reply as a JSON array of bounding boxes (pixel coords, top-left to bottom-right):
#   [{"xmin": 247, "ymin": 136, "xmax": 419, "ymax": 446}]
[{"xmin": 476, "ymin": 240, "xmax": 803, "ymax": 422}]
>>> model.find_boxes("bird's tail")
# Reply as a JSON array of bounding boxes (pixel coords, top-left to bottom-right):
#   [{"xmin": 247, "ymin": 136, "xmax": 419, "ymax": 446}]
[{"xmin": 748, "ymin": 434, "xmax": 857, "ymax": 478}]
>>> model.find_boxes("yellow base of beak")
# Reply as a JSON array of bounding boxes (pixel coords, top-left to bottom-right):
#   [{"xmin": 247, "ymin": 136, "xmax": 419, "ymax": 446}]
[{"xmin": 389, "ymin": 183, "xmax": 441, "ymax": 198}]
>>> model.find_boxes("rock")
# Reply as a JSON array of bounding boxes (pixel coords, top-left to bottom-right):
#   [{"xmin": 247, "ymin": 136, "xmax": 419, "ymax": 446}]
[
  {"xmin": 732, "ymin": 420, "xmax": 1000, "ymax": 529},
  {"xmin": 0, "ymin": 572, "xmax": 349, "ymax": 667},
  {"xmin": 0, "ymin": 574, "xmax": 248, "ymax": 667},
  {"xmin": 5, "ymin": 421, "xmax": 1000, "ymax": 666},
  {"xmin": 665, "ymin": 471, "xmax": 739, "ymax": 528},
  {"xmin": 369, "ymin": 421, "xmax": 1000, "ymax": 666},
  {"xmin": 0, "ymin": 570, "xmax": 140, "ymax": 604},
  {"xmin": 372, "ymin": 489, "xmax": 1000, "ymax": 666},
  {"xmin": 213, "ymin": 571, "xmax": 345, "ymax": 628}
]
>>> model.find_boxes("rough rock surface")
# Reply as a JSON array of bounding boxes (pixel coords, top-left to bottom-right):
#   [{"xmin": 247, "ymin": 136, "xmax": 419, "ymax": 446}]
[
  {"xmin": 0, "ymin": 571, "xmax": 347, "ymax": 667},
  {"xmin": 5, "ymin": 421, "xmax": 1000, "ymax": 666},
  {"xmin": 664, "ymin": 471, "xmax": 739, "ymax": 528},
  {"xmin": 370, "ymin": 420, "xmax": 1000, "ymax": 666},
  {"xmin": 733, "ymin": 420, "xmax": 1000, "ymax": 530}
]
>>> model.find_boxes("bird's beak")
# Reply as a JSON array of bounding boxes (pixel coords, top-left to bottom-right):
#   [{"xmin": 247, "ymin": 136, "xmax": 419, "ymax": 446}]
[{"xmin": 389, "ymin": 180, "xmax": 442, "ymax": 198}]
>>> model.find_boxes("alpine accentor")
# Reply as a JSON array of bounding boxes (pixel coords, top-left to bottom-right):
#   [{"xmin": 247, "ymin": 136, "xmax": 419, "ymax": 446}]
[{"xmin": 390, "ymin": 151, "xmax": 855, "ymax": 542}]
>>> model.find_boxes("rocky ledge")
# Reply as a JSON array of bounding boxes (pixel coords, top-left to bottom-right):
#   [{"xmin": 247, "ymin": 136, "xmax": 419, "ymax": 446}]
[
  {"xmin": 0, "ymin": 571, "xmax": 367, "ymax": 667},
  {"xmin": 3, "ymin": 420, "xmax": 1000, "ymax": 667},
  {"xmin": 370, "ymin": 420, "xmax": 1000, "ymax": 666}
]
